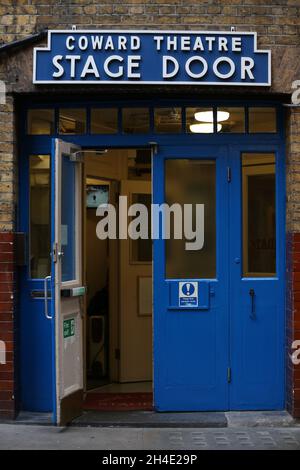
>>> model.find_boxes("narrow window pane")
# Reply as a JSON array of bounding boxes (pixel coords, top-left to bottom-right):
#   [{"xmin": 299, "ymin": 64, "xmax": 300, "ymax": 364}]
[
  {"xmin": 59, "ymin": 108, "xmax": 86, "ymax": 134},
  {"xmin": 248, "ymin": 107, "xmax": 277, "ymax": 133},
  {"xmin": 154, "ymin": 108, "xmax": 182, "ymax": 133},
  {"xmin": 27, "ymin": 109, "xmax": 54, "ymax": 135},
  {"xmin": 130, "ymin": 193, "xmax": 152, "ymax": 263},
  {"xmin": 242, "ymin": 153, "xmax": 276, "ymax": 277},
  {"xmin": 218, "ymin": 107, "xmax": 245, "ymax": 133},
  {"xmin": 91, "ymin": 108, "xmax": 118, "ymax": 134},
  {"xmin": 61, "ymin": 155, "xmax": 76, "ymax": 281},
  {"xmin": 165, "ymin": 160, "xmax": 216, "ymax": 279},
  {"xmin": 186, "ymin": 107, "xmax": 215, "ymax": 134},
  {"xmin": 29, "ymin": 155, "xmax": 51, "ymax": 278},
  {"xmin": 122, "ymin": 108, "xmax": 150, "ymax": 134}
]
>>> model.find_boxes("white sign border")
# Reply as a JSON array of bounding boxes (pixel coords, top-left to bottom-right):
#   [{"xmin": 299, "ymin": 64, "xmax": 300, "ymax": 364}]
[
  {"xmin": 179, "ymin": 281, "xmax": 199, "ymax": 308},
  {"xmin": 33, "ymin": 29, "xmax": 271, "ymax": 86}
]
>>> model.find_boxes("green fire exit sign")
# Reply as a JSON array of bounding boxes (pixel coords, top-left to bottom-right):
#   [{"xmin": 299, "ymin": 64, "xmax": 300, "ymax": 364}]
[{"xmin": 63, "ymin": 318, "xmax": 75, "ymax": 339}]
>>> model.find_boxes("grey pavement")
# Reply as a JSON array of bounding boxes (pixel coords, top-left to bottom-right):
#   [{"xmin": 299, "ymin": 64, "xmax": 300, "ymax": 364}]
[
  {"xmin": 0, "ymin": 423, "xmax": 300, "ymax": 450},
  {"xmin": 72, "ymin": 410, "xmax": 228, "ymax": 427}
]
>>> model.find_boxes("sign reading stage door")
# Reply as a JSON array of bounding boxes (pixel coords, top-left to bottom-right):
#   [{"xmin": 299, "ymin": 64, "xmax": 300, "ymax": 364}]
[{"xmin": 33, "ymin": 30, "xmax": 271, "ymax": 85}]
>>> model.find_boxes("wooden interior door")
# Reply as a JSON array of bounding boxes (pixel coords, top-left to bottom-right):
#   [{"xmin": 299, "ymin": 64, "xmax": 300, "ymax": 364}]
[{"xmin": 119, "ymin": 180, "xmax": 152, "ymax": 382}]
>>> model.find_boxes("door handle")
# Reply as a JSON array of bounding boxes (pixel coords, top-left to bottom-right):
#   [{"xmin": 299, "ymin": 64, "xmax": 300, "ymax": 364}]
[
  {"xmin": 249, "ymin": 288, "xmax": 256, "ymax": 320},
  {"xmin": 44, "ymin": 275, "xmax": 52, "ymax": 320}
]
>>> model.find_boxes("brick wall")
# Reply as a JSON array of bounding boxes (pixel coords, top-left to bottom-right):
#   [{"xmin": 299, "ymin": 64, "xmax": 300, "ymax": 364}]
[
  {"xmin": 286, "ymin": 107, "xmax": 300, "ymax": 418},
  {"xmin": 1, "ymin": 0, "xmax": 300, "ymax": 94},
  {"xmin": 0, "ymin": 95, "xmax": 17, "ymax": 419},
  {"xmin": 286, "ymin": 233, "xmax": 300, "ymax": 418},
  {"xmin": 0, "ymin": 233, "xmax": 16, "ymax": 419},
  {"xmin": 0, "ymin": 97, "xmax": 16, "ymax": 233},
  {"xmin": 0, "ymin": 0, "xmax": 299, "ymax": 48}
]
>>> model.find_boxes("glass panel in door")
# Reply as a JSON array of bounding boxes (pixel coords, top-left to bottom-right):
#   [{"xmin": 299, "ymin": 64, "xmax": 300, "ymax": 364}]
[
  {"xmin": 165, "ymin": 159, "xmax": 216, "ymax": 279},
  {"xmin": 61, "ymin": 155, "xmax": 77, "ymax": 282},
  {"xmin": 242, "ymin": 153, "xmax": 276, "ymax": 277}
]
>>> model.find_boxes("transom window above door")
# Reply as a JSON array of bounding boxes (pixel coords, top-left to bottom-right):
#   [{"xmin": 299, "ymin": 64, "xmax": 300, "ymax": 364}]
[{"xmin": 26, "ymin": 105, "xmax": 278, "ymax": 136}]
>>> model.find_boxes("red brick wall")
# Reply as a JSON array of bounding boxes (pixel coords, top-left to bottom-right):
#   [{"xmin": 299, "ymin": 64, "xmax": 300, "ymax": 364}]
[
  {"xmin": 0, "ymin": 92, "xmax": 17, "ymax": 419},
  {"xmin": 0, "ymin": 232, "xmax": 16, "ymax": 419},
  {"xmin": 286, "ymin": 235, "xmax": 300, "ymax": 418},
  {"xmin": 286, "ymin": 107, "xmax": 300, "ymax": 418}
]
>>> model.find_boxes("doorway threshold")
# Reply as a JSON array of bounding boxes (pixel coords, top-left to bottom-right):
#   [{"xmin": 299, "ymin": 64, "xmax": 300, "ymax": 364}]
[
  {"xmin": 71, "ymin": 410, "xmax": 227, "ymax": 428},
  {"xmin": 14, "ymin": 412, "xmax": 53, "ymax": 426},
  {"xmin": 71, "ymin": 410, "xmax": 295, "ymax": 429}
]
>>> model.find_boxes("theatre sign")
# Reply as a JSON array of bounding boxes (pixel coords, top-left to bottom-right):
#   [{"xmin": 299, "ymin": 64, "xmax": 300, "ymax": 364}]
[{"xmin": 33, "ymin": 30, "xmax": 271, "ymax": 86}]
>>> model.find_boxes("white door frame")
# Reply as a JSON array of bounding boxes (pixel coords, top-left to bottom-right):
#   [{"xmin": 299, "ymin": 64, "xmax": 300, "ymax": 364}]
[{"xmin": 53, "ymin": 139, "xmax": 84, "ymax": 425}]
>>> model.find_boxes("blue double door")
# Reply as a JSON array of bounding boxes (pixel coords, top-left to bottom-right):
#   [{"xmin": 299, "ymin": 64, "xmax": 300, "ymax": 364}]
[{"xmin": 153, "ymin": 144, "xmax": 285, "ymax": 411}]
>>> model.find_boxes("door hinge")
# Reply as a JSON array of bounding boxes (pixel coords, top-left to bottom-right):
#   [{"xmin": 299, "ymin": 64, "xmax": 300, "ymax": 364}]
[
  {"xmin": 227, "ymin": 367, "xmax": 232, "ymax": 383},
  {"xmin": 227, "ymin": 167, "xmax": 231, "ymax": 183},
  {"xmin": 115, "ymin": 348, "xmax": 120, "ymax": 360},
  {"xmin": 52, "ymin": 242, "xmax": 58, "ymax": 263},
  {"xmin": 69, "ymin": 150, "xmax": 84, "ymax": 163}
]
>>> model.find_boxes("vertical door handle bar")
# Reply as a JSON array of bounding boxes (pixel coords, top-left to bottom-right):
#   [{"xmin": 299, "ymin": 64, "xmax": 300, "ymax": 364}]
[
  {"xmin": 249, "ymin": 288, "xmax": 256, "ymax": 320},
  {"xmin": 44, "ymin": 275, "xmax": 52, "ymax": 320}
]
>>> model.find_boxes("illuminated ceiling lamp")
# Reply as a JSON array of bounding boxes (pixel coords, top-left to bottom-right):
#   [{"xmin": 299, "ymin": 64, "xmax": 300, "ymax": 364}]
[
  {"xmin": 190, "ymin": 123, "xmax": 222, "ymax": 133},
  {"xmin": 194, "ymin": 110, "xmax": 230, "ymax": 123}
]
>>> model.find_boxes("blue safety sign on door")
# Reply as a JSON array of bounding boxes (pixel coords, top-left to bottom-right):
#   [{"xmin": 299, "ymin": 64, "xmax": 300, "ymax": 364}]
[{"xmin": 179, "ymin": 282, "xmax": 198, "ymax": 307}]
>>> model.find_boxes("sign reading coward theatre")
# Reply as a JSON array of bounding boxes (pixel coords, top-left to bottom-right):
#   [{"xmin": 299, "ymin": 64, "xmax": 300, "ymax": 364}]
[{"xmin": 33, "ymin": 30, "xmax": 271, "ymax": 86}]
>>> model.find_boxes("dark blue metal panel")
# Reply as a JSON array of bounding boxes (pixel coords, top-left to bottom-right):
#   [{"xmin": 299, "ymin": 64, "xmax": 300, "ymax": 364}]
[
  {"xmin": 18, "ymin": 282, "xmax": 53, "ymax": 411},
  {"xmin": 18, "ymin": 142, "xmax": 53, "ymax": 412}
]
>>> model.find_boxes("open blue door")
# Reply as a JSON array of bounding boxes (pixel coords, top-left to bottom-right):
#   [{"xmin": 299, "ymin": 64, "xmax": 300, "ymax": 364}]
[
  {"xmin": 50, "ymin": 139, "xmax": 85, "ymax": 425},
  {"xmin": 153, "ymin": 145, "xmax": 230, "ymax": 411}
]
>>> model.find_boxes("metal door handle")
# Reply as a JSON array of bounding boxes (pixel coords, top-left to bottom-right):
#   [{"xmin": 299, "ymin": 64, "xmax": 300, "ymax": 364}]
[
  {"xmin": 44, "ymin": 275, "xmax": 52, "ymax": 320},
  {"xmin": 249, "ymin": 288, "xmax": 256, "ymax": 320}
]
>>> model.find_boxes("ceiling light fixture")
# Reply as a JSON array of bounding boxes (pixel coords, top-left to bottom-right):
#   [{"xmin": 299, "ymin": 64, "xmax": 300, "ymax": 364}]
[
  {"xmin": 194, "ymin": 110, "xmax": 230, "ymax": 123},
  {"xmin": 190, "ymin": 122, "xmax": 222, "ymax": 133}
]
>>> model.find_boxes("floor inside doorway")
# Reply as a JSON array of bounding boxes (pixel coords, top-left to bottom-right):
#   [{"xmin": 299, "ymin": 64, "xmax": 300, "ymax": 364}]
[{"xmin": 84, "ymin": 382, "xmax": 153, "ymax": 411}]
